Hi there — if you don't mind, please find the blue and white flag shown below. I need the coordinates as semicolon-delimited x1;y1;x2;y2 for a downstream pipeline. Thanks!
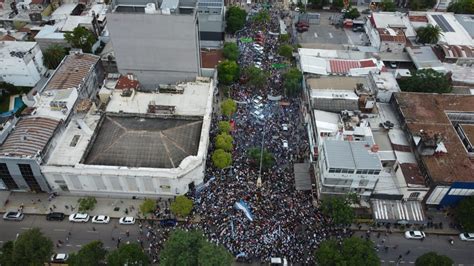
195;176;216;197
234;200;254;221
230;219;236;238
236;252;247;258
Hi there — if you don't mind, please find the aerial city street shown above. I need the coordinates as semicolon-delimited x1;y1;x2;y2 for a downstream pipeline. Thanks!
0;0;474;265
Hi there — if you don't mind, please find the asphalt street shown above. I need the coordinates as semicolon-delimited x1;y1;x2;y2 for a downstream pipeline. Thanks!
355;231;474;265
0;215;140;254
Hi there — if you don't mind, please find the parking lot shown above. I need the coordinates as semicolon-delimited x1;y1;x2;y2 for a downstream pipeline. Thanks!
296;11;349;47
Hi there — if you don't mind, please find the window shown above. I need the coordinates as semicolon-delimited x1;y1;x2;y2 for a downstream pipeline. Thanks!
329;168;336;173
18;164;42;192
408;192;420;200
356;170;363;174
0;163;18;190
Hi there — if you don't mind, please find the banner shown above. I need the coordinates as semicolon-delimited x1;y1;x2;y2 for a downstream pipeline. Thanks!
234;200;254;221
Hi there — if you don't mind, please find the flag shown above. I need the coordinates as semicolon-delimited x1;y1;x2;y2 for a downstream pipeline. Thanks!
234;200;254;221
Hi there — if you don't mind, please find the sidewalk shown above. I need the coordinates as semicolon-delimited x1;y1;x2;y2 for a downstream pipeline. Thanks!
350;221;460;236
0;192;170;219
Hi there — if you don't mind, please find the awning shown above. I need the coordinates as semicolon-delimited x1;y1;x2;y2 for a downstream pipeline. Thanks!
371;199;426;224
294;163;312;190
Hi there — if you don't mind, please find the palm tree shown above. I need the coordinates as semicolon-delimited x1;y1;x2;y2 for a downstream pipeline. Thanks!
416;24;443;44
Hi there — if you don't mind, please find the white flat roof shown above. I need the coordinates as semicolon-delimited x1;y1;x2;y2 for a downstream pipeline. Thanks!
0;41;37;58
314;110;340;133
61;16;92;32
106;81;212;116
311;90;359;100
371;12;416;37
300;55;328;75
33;88;78;121
427;12;474;46
51;4;78;21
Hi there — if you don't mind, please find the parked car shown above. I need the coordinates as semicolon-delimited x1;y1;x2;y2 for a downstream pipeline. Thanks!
92;215;110;224
404;230;425;240
459;232;474;241
46;212;65;221
68;213;90;223
3;211;24;221
119;216;136;225
51;253;69;263
160;219;177;227
282;140;288;149
282;124;288;131
352;27;364;32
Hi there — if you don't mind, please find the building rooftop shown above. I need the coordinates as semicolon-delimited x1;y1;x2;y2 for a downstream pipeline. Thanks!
427;13;474;46
377;28;406;43
370;12;416;37
0;41;37;58
82;114;202;168
394;92;474;183
33;88;79;121
200;49;223;68
0;116;60;157
406;46;444;70
44;53;100;92
324;139;382;170
307;76;367;91
455;14;474;38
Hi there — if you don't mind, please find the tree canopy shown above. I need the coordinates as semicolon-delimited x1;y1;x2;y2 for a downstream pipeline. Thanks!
320;196;354;225
223;42;239;61
221;98;237;117
170;195;193;217
280;33;290;43
398;69;452;94
315;237;380;266
248;147;275;169
9;228;53;266
278;44;294;59
78;196;97;212
68;240;107;266
226;6;247;34
160;229;232;266
282;67;303;97
217;60;240;85
243;66;269;89
212;149;232;169
139;198;156;215
455;196;474;231
416;24;443;44
0;241;14;266
43;44;66;69
409;0;437;10
64;26;97;53
344;8;360;20
380;0;396;11
218;121;231;134
107;243;148;266
253;10;271;23
415;252;453;266
448;0;474;14
215;133;234;152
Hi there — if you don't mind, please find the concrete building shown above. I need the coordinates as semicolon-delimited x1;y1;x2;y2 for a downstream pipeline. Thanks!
0;53;103;192
366;12;415;52
197;0;225;48
0;41;46;87
107;1;201;89
392;93;474;206
41;76;214;198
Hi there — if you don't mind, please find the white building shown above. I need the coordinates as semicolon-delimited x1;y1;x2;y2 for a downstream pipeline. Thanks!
365;12;415;52
0;41;46;87
41;77;214;198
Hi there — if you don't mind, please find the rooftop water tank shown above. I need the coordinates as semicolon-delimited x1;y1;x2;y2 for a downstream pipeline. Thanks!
145;3;157;14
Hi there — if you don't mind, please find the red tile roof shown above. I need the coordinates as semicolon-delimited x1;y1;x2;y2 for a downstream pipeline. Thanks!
200;49;223;69
116;74;140;90
377;28;406;43
329;59;376;74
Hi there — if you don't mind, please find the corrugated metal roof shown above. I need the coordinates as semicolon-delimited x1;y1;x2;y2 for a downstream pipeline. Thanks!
324;140;382;170
45;53;99;91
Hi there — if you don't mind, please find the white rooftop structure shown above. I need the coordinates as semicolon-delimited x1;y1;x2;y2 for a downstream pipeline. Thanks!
51;4;78;21
371;12;416;38
324;140;382;170
32;88;78;121
35;25;65;40
314;110;340;134
426;12;474;46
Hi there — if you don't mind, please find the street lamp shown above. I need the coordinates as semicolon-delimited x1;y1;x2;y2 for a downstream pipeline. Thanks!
256;103;272;188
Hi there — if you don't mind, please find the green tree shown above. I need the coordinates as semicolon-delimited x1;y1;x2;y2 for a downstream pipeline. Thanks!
43;44;66;69
253;10;270;23
221;98;237;117
332;0;344;8
170;195;193;217
215;133;233;152
398;69;452;93
223;42;239;61
107;243;148;266
64;26;97;53
282;67;303;97
455;196;474;231
248;147;275;169
448;0;474;14
160;229;232;266
218;121;231;134
280;33;290;43
380;0;396;11
344;8;360;19
139;198;156;215
0;241;14;266
309;0;329;8
78;196;97;212
68;240;107;266
217;60;240;85
409;0;437;10
226;6;247;34
278;44;294;59
415;252;453;266
11;228;53;266
416;24;443;44
244;66;269;89
315;237;379;266
212;149;232;169
320;196;354;225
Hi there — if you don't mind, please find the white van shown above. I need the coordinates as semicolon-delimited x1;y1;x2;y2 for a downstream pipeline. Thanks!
271;257;288;266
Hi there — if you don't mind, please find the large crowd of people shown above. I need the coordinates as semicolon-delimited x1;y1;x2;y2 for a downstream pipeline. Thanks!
141;6;352;264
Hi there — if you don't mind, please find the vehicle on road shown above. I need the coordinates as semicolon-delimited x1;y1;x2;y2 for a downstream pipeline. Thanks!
68;213;90;223
404;230;425;240
119;216;135;225
46;212;65;221
282;124;288;131
92;215;110;224
282;140;288;149
459;232;474;241
51;253;69;263
3;211;24;221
